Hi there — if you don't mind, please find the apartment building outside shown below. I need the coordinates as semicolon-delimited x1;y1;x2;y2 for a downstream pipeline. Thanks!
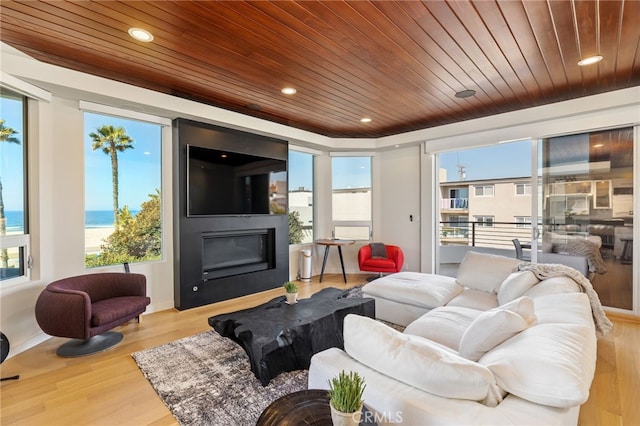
439;173;533;249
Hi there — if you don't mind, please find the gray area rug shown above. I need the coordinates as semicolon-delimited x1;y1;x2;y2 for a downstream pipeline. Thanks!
132;285;366;425
132;329;308;425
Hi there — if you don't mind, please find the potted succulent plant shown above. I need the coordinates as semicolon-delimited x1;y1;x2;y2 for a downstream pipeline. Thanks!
283;281;299;304
327;370;366;426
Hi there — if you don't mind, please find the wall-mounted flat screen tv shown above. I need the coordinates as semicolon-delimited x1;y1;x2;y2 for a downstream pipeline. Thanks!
187;144;287;216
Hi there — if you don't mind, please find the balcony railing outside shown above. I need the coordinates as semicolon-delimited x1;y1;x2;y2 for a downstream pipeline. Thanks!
440;221;532;249
441;198;469;209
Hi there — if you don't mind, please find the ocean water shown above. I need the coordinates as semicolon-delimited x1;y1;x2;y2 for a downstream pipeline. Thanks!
85;210;139;228
3;210;138;231
4;211;24;232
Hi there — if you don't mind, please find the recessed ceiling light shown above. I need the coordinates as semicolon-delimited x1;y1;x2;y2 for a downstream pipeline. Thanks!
593;143;604;148
128;27;154;42
360;117;372;123
455;89;476;99
281;87;297;95
578;55;603;66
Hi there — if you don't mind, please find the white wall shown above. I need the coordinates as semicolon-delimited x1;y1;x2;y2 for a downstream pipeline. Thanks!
1;45;639;357
378;146;421;271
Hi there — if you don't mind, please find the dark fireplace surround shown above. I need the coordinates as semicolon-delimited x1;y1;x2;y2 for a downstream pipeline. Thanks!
173;119;289;310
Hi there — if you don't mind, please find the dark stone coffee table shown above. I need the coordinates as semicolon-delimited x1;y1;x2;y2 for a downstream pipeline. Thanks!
208;287;374;385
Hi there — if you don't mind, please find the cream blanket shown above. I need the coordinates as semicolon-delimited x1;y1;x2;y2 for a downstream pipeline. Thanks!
518;262;613;336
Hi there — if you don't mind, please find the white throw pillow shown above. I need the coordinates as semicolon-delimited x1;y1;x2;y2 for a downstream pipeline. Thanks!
497;271;539;305
459;297;537;361
479;323;597;408
456;251;521;293
343;314;504;407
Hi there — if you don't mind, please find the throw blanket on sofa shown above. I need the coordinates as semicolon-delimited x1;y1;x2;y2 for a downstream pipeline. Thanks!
518;263;613;336
553;239;608;274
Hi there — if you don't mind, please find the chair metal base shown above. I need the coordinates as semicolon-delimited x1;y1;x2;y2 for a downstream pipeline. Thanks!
56;331;123;358
366;273;383;282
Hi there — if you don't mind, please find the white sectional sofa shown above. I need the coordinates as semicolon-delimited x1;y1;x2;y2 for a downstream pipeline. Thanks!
308;251;607;425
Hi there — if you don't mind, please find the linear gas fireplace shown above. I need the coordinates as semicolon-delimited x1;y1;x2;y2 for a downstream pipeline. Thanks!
202;229;275;280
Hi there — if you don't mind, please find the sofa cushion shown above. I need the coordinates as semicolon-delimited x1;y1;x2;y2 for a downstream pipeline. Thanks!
363;272;463;309
403;306;482;351
446;289;499;311
497;271;539;305
522;276;580;299
459;297;536;361
91;296;150;326
361;257;397;270
343;314;505;407
479;323;597;408
456;251;521;293
533;293;595;329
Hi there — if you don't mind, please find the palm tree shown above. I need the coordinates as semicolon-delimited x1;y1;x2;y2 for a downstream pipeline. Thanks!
89;125;134;229
0;119;20;269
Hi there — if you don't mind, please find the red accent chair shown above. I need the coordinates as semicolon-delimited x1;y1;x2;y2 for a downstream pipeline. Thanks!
358;244;404;280
35;273;150;357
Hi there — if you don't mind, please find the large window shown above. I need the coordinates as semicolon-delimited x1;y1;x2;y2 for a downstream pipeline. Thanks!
84;112;162;268
288;150;313;244
332;156;372;240
0;89;28;282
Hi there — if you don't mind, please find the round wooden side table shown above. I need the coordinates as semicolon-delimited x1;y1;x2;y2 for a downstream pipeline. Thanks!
257;389;376;426
315;239;355;283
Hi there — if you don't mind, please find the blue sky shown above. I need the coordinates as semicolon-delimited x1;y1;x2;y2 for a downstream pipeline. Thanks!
85;113;161;211
288;150;313;190
289;153;372;190
439;141;532;181
0;95;25;211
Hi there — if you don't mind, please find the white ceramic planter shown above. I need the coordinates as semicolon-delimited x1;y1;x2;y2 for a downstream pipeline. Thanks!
329;401;362;426
285;292;298;304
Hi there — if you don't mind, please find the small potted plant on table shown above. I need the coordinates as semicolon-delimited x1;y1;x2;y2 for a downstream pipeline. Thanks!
283;281;299;304
328;370;366;426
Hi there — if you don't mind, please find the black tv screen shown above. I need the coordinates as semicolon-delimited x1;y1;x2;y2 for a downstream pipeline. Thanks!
187;144;287;216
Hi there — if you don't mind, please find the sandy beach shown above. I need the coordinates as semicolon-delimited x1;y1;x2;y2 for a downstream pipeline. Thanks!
85;227;115;253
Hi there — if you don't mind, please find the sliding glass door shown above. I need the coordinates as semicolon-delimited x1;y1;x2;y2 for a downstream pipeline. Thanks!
436;126;636;312
539;127;635;310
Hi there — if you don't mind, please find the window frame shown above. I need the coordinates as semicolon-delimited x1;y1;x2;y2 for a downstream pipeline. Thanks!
330;154;373;241
515;183;532;196
0;88;30;285
287;148;316;245
81;103;170;269
474;185;494;197
474;215;495;227
514;216;532;228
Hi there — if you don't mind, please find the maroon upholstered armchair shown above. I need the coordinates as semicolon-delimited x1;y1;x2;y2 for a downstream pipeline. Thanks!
35;273;150;357
358;244;404;281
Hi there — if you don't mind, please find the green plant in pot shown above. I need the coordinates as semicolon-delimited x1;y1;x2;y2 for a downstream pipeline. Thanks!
283;281;299;304
327;370;366;426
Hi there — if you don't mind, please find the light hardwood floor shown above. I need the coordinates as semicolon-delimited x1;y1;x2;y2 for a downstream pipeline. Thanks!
1;274;638;426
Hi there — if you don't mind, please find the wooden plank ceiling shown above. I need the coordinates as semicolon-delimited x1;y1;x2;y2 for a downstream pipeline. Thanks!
1;0;638;138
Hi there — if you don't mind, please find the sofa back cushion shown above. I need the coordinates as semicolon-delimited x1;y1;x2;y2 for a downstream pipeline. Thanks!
403;306;482;351
458;297;537;361
479;323;597;408
522;276;580;298
456;251;521;293
343;314;505;407
497;271;539;305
